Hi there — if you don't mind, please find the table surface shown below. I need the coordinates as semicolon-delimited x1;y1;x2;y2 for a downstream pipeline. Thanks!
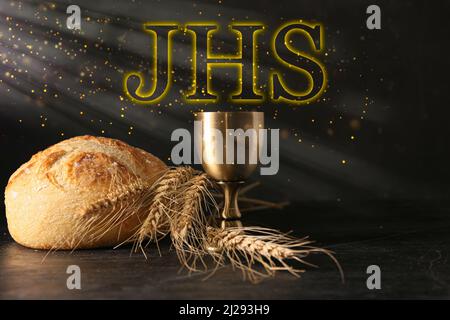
1;201;449;299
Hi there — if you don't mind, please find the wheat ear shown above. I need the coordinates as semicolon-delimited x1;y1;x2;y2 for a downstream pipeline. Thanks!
205;226;344;283
169;172;216;272
51;177;156;254
130;167;196;256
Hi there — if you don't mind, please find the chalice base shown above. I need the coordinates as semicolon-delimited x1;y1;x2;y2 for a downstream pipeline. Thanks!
218;181;245;220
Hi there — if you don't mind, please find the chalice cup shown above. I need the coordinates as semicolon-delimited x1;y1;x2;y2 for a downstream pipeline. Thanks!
195;111;264;220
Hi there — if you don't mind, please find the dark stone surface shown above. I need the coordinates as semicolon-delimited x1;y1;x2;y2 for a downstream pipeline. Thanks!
1;201;449;299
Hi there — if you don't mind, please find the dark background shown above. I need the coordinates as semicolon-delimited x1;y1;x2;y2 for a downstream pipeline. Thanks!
1;0;450;299
2;0;450;225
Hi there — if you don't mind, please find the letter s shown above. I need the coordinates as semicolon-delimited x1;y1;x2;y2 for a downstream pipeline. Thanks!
271;22;326;104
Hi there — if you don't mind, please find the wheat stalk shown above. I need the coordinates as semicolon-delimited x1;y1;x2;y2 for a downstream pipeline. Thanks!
169;172;215;272
126;168;342;283
47;163;342;283
130;167;196;256
205;226;344;283
70;178;157;251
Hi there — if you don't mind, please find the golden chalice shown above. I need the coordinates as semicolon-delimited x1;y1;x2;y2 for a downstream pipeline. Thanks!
195;111;264;220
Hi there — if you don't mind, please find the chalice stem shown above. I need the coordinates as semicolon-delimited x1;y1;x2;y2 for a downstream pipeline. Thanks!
219;181;244;220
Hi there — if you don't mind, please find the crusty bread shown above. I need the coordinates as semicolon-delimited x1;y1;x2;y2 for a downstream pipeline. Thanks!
4;136;167;250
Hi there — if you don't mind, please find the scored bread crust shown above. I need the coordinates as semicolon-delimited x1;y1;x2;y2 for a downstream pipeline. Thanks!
4;135;167;250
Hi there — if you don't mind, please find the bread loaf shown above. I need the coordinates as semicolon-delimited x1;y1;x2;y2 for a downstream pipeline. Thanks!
4;136;167;250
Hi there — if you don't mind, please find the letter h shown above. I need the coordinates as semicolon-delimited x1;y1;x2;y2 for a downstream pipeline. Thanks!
185;24;264;102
